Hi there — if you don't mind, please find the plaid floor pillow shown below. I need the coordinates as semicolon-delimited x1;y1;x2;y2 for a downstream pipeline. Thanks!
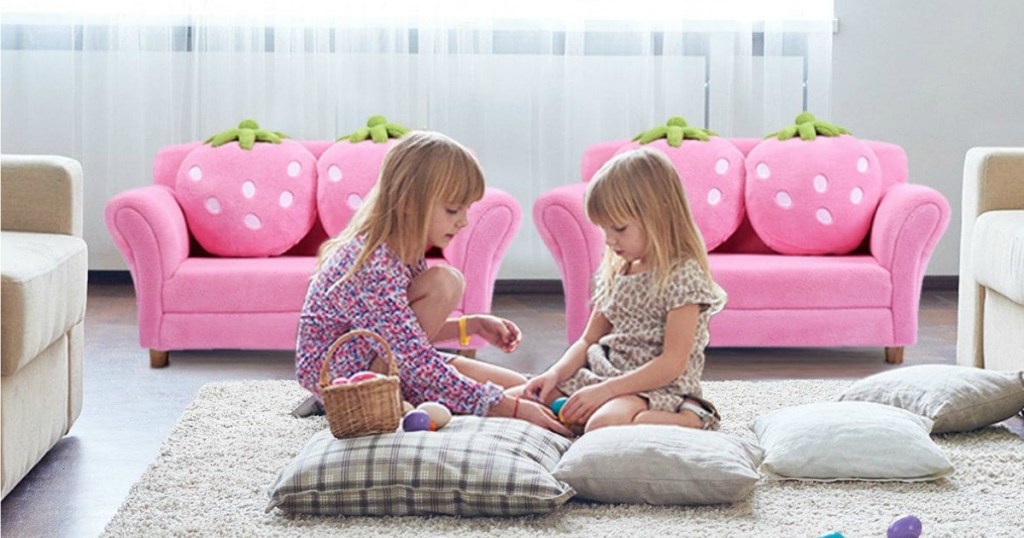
266;416;575;516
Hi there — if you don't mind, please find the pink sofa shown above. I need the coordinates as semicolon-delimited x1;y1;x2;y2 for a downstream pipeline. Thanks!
534;138;950;363
105;140;521;367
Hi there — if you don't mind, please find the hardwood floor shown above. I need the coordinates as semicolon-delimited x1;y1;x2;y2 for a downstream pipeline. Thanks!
1;283;1015;537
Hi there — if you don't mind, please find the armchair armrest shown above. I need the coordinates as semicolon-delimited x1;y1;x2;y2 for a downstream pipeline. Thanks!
869;183;951;343
533;183;605;343
443;187;522;319
104;185;191;348
1;155;83;237
957;147;1024;367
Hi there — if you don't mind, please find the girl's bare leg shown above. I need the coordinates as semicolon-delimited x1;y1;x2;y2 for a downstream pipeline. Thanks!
584;395;648;434
408;265;464;339
447;357;527;389
633;409;705;429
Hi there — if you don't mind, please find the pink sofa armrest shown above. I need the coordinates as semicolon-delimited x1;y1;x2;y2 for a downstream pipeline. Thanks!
444;187;522;319
869;183;951;343
104;185;191;348
533;183;605;343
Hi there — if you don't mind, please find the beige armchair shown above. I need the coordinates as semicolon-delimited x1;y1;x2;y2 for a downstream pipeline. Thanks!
1;155;87;499
957;148;1024;371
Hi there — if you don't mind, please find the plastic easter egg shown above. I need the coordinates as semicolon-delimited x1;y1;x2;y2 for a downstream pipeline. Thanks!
417;402;452;429
348;371;379;384
402;401;415;414
330;377;350;386
551;397;568;417
818;533;844;538
402;410;432;432
887;515;922;538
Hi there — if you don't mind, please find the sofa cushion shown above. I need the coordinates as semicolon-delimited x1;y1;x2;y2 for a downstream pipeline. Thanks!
163;257;317;313
972;210;1024;304
0;231;88;375
614;139;746;250
745;136;883;255
316;139;398;236
175;140;318;257
709;254;892;310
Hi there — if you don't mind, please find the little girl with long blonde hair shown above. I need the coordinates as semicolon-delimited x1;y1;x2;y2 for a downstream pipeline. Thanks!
296;130;571;436
521;147;726;433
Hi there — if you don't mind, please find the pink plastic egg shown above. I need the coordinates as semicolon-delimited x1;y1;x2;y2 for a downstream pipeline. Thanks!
330;377;350;386
348;371;379;384
402;410;431;432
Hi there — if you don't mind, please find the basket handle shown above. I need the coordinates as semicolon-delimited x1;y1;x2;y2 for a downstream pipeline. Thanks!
317;329;398;387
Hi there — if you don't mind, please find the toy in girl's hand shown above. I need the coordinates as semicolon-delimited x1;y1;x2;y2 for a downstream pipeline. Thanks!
348;371;380;384
417;402;452;431
402;409;432;432
551;397;569;422
886;515;922;538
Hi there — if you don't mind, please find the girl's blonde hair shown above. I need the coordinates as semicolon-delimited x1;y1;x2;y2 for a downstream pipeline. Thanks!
585;147;712;305
317;130;485;280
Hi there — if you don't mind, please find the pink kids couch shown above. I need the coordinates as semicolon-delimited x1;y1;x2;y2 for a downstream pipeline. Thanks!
534;137;950;364
105;138;521;367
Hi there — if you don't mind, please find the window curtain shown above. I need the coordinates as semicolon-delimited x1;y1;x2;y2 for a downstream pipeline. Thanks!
1;1;835;277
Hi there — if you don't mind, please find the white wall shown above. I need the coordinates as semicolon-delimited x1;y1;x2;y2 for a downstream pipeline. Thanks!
832;0;1024;275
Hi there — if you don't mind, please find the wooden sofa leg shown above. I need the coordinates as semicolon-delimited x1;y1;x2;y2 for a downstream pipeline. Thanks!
884;346;904;364
150;349;170;368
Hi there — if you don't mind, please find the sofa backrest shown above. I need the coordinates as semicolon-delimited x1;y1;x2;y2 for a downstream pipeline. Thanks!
579;137;908;254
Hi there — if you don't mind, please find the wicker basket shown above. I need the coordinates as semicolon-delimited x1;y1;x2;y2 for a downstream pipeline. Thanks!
318;329;403;439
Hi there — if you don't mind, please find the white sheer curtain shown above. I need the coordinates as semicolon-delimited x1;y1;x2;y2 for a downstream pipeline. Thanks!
1;1;835;277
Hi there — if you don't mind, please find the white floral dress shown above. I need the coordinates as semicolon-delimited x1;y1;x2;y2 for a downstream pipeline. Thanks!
557;258;727;428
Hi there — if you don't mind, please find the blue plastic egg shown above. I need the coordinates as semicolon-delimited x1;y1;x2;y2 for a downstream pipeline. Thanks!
818;533;844;538
402;409;431;432
551;397;568;416
887;515;922;538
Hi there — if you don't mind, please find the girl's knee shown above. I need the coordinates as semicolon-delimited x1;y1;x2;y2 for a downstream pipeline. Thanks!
411;265;465;303
584;409;639;433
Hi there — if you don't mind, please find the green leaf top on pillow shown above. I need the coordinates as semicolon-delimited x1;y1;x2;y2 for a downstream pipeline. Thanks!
766;112;851;141
632;116;718;147
339;115;410;143
204;119;289;150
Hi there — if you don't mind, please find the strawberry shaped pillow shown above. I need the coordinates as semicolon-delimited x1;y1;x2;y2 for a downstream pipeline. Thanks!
745;113;882;255
176;120;318;257
317;115;410;235
615;116;746;251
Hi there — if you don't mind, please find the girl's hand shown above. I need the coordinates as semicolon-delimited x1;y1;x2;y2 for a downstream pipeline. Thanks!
516;398;574;437
471;315;522;353
560;382;615;425
522;371;560;404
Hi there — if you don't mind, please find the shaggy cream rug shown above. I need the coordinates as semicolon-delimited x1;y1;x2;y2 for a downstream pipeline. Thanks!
101;379;1023;537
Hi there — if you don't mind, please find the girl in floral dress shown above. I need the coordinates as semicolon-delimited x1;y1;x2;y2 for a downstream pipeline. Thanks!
296;130;570;436
520;147;727;433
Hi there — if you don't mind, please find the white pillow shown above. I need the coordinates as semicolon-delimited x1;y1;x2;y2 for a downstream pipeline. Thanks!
835;365;1024;433
750;401;954;482
552;425;763;505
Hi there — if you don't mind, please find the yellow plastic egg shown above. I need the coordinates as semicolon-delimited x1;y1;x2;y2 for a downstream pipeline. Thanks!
416;402;452;429
402;401;415;414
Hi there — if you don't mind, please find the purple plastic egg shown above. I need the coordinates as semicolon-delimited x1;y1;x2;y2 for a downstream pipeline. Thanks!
402;410;432;432
887;515;922;538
